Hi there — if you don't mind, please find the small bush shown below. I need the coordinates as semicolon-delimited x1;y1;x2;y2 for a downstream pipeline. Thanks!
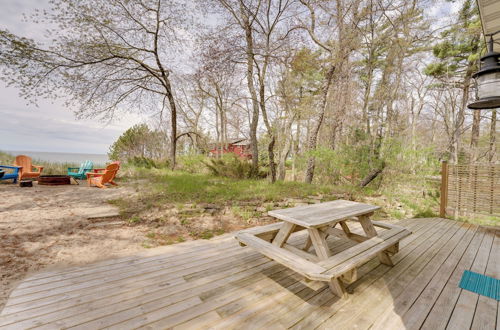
413;208;438;218
204;154;266;179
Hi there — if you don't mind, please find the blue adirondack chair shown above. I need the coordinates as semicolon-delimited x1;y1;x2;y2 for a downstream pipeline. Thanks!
0;165;21;183
67;160;93;180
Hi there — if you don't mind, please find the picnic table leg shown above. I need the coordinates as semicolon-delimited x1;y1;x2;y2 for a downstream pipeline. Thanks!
329;277;348;299
358;214;393;266
272;222;296;247
341;268;357;284
303;236;312;251
307;228;331;260
339;221;351;236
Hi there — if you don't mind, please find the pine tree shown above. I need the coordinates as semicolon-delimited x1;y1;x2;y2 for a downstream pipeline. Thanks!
424;0;482;162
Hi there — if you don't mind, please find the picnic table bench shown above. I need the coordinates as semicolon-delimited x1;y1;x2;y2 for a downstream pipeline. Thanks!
235;200;412;298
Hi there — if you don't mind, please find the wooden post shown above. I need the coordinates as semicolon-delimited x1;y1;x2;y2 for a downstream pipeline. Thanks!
440;161;449;218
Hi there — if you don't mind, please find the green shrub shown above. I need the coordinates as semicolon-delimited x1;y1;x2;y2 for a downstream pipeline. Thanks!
178;154;207;173
108;124;167;161
204;154;266;179
414;209;437;218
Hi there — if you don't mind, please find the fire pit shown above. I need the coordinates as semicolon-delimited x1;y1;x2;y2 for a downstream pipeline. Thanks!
38;175;71;186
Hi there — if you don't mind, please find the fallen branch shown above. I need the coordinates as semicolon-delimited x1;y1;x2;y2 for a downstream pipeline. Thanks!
359;163;386;187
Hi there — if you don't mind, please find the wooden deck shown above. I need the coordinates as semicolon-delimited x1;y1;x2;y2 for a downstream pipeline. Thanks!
0;218;498;329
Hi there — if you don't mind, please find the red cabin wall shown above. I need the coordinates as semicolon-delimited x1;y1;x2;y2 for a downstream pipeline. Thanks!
209;143;252;159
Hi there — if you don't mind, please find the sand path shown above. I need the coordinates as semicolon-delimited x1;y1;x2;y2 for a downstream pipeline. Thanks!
0;181;147;312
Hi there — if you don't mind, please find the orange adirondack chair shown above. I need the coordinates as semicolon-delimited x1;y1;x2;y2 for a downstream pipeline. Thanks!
86;163;120;188
90;161;120;186
14;155;44;181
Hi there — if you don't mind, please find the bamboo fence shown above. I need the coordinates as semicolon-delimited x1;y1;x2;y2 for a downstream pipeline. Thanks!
440;161;500;218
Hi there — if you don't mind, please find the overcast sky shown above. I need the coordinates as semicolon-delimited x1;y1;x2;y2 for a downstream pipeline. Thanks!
0;0;460;154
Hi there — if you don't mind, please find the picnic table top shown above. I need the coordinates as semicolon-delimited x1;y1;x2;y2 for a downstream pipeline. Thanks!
267;200;380;228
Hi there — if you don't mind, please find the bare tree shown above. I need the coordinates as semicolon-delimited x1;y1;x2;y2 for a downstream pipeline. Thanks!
210;0;263;174
251;0;299;182
0;0;190;168
195;44;241;157
298;0;363;183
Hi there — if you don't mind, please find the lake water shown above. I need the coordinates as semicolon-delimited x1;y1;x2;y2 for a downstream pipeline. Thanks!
4;150;109;166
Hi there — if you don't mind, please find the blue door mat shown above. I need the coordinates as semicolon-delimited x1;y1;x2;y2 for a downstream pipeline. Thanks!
459;270;500;301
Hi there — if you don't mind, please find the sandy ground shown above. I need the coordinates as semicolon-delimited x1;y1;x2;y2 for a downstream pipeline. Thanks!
0;181;149;312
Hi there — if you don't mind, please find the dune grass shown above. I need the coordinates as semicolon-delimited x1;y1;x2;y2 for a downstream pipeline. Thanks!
118;167;355;207
0;151;79;175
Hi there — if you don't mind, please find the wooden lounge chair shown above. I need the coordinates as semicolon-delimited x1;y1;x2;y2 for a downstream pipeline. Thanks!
67;160;93;180
90;161;120;186
14;155;44;181
0;165;22;183
86;163;119;188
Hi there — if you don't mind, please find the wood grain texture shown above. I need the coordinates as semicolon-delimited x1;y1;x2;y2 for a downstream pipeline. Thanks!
268;200;380;228
307;228;331;260
0;218;497;330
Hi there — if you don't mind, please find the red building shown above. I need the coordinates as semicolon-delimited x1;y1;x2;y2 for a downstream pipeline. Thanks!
209;138;252;159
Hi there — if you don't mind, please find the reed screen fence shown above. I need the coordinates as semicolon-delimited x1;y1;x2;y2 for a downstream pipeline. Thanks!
440;161;500;218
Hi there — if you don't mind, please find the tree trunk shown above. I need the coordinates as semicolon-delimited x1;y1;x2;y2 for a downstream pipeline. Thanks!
304;65;336;183
215;102;221;159
452;73;472;163
488;109;497;163
268;136;277;182
292;119;300;181
470;110;481;162
164;82;177;169
243;20;260;175
277;137;291;181
258;55;276;182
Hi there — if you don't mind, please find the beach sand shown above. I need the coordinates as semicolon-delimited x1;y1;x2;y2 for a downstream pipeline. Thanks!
0;181;148;312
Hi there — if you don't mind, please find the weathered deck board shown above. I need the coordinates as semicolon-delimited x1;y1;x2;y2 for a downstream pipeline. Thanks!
471;230;499;330
446;224;495;330
0;218;498;330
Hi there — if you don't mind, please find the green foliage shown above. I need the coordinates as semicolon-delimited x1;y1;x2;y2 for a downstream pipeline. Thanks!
295;130;438;190
0;151;80;176
178;154;208;173
424;0;481;79
414;209;438;218
127;156;169;169
0;151;14;164
380;138;438;177
109;124;166;162
298;129;384;185
123;170;337;206
204;154;267;179
290;48;324;85
278;47;325;121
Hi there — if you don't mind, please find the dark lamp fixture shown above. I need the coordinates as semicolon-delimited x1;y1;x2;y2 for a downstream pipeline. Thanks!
468;31;500;110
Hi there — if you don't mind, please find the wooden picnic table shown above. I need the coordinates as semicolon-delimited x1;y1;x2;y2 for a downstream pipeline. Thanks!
236;200;411;298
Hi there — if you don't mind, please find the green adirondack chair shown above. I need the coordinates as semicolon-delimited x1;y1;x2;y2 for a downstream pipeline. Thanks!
67;160;93;180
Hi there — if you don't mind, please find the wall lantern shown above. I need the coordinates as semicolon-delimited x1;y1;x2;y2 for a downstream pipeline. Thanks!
468;31;500;110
